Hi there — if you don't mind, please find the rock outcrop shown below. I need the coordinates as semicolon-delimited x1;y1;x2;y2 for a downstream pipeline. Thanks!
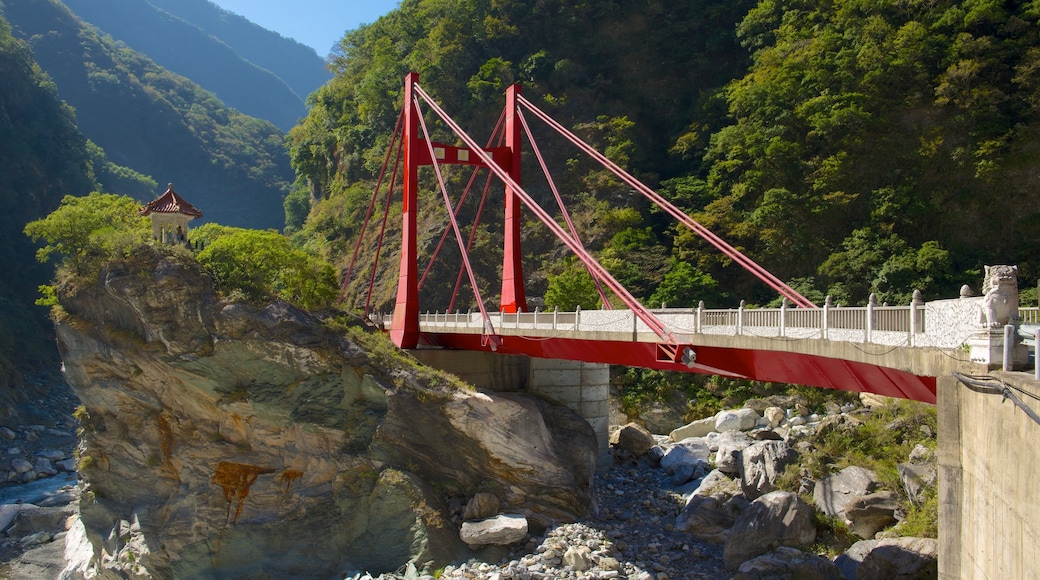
53;248;596;578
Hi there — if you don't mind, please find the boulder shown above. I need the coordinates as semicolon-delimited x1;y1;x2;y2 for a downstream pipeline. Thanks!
898;463;937;507
462;493;500;521
732;546;843;579
763;407;785;428
52;250;597;578
563;544;594;571
844;491;900;539
716;408;759;432
739;440;798;500
814;466;879;518
714;431;752;475
6;504;75;538
660;438;711;475
723;491;817;569
836;537;937;579
670;416;716;441
675;491;748;544
459;514;529;547
611;422;656;458
670;461;704;486
636;401;688;435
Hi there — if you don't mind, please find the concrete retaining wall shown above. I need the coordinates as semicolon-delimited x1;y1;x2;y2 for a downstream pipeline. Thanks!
938;372;1040;579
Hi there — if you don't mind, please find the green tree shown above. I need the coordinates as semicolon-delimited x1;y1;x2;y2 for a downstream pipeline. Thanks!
195;229;338;310
23;192;150;277
543;258;601;311
649;260;723;308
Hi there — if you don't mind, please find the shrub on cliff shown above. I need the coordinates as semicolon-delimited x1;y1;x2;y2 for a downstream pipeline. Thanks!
23;192;150;278
195;227;338;309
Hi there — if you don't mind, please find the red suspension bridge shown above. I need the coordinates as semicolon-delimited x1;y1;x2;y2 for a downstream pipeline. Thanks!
343;73;951;403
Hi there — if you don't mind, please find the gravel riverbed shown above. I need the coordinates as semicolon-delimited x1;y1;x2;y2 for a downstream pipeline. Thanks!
350;462;727;580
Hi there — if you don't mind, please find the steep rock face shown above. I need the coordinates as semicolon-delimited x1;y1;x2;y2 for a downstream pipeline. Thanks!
54;249;596;578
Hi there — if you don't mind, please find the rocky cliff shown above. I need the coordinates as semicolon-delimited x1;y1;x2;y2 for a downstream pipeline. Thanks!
52;247;596;578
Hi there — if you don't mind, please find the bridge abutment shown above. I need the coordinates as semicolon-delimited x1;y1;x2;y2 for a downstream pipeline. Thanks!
410;349;613;470
938;371;1040;579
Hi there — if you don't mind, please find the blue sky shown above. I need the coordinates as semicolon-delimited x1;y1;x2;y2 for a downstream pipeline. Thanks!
208;0;401;57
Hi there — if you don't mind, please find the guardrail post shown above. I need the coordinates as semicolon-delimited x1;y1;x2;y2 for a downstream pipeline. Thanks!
534;306;540;328
697;301;704;333
575;305;581;331
553;305;559;330
867;293;877;344
632;309;638;341
780;297;788;338
1004;324;1016;371
738;300;745;336
909;291;921;346
823;295;832;340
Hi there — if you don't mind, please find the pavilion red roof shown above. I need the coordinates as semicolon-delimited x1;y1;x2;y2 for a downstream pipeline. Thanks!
139;184;203;218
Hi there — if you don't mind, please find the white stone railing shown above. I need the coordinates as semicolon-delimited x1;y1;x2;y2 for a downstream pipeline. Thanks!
374;294;1023;352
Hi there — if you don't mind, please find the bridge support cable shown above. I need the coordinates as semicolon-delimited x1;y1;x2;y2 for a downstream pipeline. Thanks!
517;108;612;310
364;165;401;316
515;94;817;310
447;174;496;313
412;83;693;363
340;107;405;308
413;94;501;349
418;109;507;291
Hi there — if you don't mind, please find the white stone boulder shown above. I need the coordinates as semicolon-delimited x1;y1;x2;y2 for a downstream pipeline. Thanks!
716;408;759;432
670;416;716;441
763;407;785;428
459;514;528;547
660;438;711;475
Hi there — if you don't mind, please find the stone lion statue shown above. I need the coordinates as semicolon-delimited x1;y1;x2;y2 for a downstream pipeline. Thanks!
979;264;1020;328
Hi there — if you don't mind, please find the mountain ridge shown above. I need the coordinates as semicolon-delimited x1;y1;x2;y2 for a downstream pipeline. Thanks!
60;0;323;131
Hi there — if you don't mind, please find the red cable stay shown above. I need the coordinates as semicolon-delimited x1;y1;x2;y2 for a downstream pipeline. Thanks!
368;72;811;367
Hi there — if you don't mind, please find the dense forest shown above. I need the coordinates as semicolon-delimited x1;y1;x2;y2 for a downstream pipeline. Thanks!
0;14;94;402
290;0;1040;314
62;0;329;131
2;0;292;230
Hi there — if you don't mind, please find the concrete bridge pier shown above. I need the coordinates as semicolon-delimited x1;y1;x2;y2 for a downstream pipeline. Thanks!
409;349;613;470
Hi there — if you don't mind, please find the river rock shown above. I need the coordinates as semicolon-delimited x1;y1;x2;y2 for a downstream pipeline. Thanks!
53;249;597;578
716;408;759;432
814;465;879;518
460;514;529;547
898;463;937;507
723;491;816;569
463;493;500;521
611;422;656;458
763;407;785;428
670;416;716;441
675;489;747;544
739;440;798;499
715;431;752;475
660;438;711;475
563;544;594;571
732;546;842;579
844;491;900;539
836;537;937;579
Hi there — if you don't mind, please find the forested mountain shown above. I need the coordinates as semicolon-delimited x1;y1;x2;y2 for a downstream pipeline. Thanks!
146;0;331;99
0;14;93;395
291;0;1040;313
61;0;328;131
2;0;292;230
